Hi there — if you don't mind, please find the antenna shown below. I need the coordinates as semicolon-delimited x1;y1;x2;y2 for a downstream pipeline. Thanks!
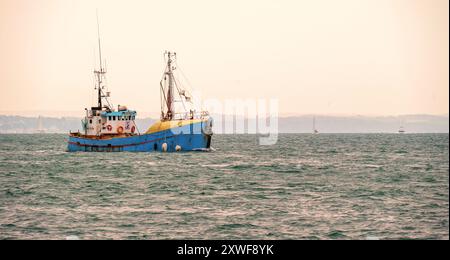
96;10;103;72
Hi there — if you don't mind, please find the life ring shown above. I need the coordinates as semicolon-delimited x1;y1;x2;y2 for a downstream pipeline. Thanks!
117;126;124;134
131;126;136;133
106;125;113;131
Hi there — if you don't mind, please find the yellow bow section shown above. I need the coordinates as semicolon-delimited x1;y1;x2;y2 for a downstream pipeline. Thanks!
145;119;205;134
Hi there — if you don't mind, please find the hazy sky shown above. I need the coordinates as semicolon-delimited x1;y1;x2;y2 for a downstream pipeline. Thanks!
0;0;448;117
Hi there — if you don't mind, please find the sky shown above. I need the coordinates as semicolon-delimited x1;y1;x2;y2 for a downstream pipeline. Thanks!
0;0;448;117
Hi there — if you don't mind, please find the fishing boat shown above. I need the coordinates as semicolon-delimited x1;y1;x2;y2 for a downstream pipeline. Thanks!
68;22;213;152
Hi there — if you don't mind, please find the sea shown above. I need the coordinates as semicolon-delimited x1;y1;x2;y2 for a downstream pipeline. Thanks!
0;133;448;240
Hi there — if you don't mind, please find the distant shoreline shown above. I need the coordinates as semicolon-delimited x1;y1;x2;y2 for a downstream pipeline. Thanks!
0;114;448;134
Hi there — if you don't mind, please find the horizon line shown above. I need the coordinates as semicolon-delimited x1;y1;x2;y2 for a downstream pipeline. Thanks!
0;111;449;119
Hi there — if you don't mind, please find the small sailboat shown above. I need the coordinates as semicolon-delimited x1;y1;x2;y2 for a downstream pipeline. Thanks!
313;116;319;134
36;115;46;133
67;19;213;152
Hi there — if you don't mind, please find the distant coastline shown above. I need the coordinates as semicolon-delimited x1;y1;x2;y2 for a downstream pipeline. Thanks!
0;114;448;134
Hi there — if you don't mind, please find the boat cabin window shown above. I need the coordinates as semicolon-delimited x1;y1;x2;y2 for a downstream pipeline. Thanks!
105;115;135;121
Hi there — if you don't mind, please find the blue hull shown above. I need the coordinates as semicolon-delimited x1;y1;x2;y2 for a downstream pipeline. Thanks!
68;122;212;152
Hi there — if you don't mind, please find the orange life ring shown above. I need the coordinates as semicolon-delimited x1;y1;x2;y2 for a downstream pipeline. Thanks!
106;125;112;131
117;126;124;134
131;126;136;133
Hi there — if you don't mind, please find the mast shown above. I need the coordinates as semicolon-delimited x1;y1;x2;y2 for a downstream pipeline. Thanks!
94;11;105;110
165;51;176;120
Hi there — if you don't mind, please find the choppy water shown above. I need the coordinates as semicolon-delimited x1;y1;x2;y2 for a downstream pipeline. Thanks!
0;134;448;240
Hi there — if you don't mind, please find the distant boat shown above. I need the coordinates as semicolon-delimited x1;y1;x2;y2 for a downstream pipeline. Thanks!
398;119;406;133
36;115;46;133
313;116;319;134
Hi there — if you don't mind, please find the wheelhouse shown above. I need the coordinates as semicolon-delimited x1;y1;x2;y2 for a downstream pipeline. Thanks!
100;109;137;135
